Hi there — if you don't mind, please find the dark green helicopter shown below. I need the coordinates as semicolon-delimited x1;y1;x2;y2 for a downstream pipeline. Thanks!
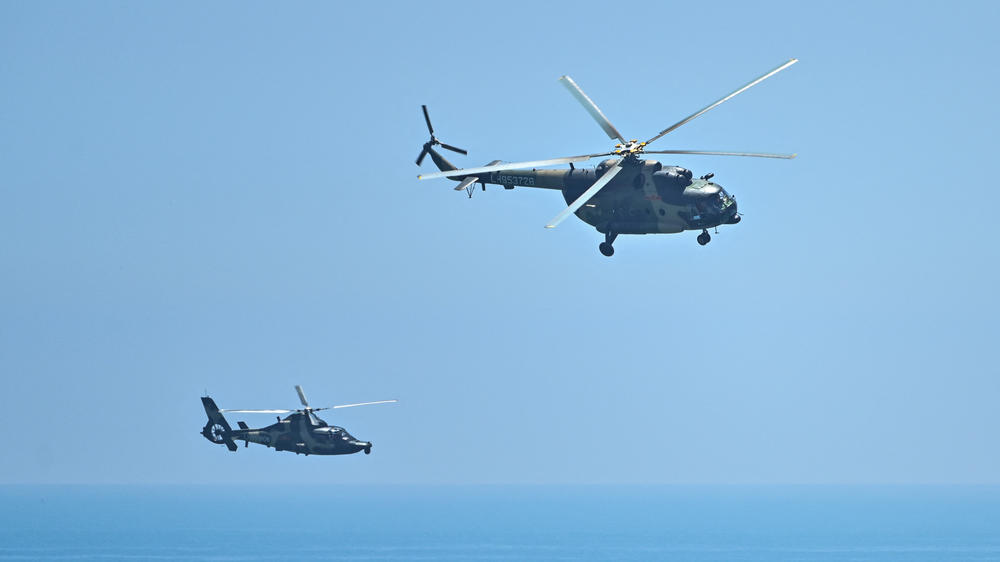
200;386;396;456
417;59;797;256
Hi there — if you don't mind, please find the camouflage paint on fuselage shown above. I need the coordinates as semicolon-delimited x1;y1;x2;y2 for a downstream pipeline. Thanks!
428;148;739;235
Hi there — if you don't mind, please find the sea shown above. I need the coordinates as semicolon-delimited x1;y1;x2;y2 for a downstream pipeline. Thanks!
2;485;999;560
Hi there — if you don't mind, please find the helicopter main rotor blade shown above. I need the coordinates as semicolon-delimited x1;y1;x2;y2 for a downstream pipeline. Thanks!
644;58;798;146
643;150;796;159
439;142;468;155
418;153;612;181
545;160;624;228
559;75;626;144
314;399;399;410
422;105;434;135
219;409;294;414
295;385;310;408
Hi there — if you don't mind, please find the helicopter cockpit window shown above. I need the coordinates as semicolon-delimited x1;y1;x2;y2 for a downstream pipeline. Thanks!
716;191;734;211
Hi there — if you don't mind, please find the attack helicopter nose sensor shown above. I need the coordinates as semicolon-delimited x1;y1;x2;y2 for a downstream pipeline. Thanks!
416;59;797;256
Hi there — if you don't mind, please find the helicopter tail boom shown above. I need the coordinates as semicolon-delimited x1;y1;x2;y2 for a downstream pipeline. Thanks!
200;396;238;452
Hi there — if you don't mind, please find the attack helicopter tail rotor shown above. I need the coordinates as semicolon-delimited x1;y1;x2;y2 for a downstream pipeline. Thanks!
208;423;228;444
416;105;468;165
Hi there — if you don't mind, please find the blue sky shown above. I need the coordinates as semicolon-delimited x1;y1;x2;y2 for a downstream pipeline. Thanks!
1;1;998;484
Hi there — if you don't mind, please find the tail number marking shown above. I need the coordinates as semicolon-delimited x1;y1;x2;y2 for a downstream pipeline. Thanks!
491;173;535;186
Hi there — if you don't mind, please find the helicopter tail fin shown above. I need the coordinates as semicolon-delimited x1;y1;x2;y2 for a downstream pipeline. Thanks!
200;396;238;452
425;145;459;173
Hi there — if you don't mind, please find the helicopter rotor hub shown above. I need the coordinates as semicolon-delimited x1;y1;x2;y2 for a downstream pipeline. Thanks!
612;139;645;157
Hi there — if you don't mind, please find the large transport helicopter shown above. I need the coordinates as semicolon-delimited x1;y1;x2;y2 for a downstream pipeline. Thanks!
417;59;798;256
200;386;396;456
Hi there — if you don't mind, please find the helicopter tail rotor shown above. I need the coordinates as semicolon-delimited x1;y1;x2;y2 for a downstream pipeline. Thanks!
416;105;468;166
200;396;238;452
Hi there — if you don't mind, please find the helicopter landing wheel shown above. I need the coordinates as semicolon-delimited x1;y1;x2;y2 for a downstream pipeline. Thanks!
364;446;372;455
697;230;711;246
599;242;615;257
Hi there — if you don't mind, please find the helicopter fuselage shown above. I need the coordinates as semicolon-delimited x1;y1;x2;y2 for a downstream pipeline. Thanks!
229;412;372;456
448;157;740;235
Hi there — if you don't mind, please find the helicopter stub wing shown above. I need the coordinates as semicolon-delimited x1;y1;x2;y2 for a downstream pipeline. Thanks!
454;177;478;191
453;160;500;191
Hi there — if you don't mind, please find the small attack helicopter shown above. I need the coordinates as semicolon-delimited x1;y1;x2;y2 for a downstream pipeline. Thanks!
200;386;396;456
417;59;798;256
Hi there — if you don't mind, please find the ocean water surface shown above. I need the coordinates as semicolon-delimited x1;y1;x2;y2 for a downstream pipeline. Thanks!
1;485;999;560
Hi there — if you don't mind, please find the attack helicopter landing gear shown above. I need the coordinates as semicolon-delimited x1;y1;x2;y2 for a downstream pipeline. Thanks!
599;231;618;257
697;229;711;246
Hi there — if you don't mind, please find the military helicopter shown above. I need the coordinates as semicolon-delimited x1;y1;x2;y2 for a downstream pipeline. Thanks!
200;385;396;456
417;59;798;256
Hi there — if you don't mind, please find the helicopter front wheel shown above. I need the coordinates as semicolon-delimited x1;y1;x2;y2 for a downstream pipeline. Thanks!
599;231;618;257
697;230;711;246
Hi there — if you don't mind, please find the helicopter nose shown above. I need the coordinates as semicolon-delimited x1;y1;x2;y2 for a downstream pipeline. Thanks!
725;201;741;224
